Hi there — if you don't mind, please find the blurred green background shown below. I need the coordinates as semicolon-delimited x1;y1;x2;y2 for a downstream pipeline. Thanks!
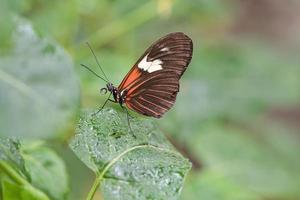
1;0;300;199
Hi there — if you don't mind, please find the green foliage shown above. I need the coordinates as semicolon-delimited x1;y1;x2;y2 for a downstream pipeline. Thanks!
0;19;79;139
0;138;28;179
157;40;300;199
1;0;300;199
2;179;49;200
182;171;259;200
70;108;191;200
189;122;300;197
0;139;69;200
22;142;69;200
160;43;300;137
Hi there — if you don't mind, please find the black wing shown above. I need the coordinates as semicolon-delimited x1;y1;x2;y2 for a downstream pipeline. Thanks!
118;32;193;90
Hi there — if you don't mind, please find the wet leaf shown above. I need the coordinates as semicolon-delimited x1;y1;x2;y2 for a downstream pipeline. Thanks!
0;19;80;138
0;138;29;179
70;108;191;200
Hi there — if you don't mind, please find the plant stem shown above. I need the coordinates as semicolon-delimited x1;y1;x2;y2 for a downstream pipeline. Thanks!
85;144;149;200
0;160;28;185
0;160;51;200
86;174;102;200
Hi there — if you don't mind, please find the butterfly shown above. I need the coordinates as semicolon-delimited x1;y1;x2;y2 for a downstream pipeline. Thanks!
82;32;193;118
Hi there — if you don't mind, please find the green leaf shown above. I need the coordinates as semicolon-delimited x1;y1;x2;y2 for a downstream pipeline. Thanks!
0;138;29;180
189;122;300;198
22;143;69;200
2;179;49;200
0;18;80;138
0;139;69;200
181;170;260;200
70;108;191;200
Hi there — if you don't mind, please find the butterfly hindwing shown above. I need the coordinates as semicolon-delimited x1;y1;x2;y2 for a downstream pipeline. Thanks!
125;70;180;118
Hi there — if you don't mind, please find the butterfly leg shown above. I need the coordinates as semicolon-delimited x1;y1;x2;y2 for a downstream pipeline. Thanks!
121;106;136;138
92;93;113;116
124;108;134;119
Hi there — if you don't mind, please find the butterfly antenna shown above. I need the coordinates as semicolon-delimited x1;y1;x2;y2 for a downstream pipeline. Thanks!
86;42;110;82
80;64;108;83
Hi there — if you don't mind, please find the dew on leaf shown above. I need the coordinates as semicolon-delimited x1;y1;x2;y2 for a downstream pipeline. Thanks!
69;108;191;200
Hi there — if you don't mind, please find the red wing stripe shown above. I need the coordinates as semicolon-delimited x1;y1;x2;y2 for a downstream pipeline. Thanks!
128;75;179;92
143;95;174;109
129;84;178;98
118;68;142;90
138;96;168;112
147;89;176;96
151;50;188;56
144;93;174;105
132;99;160;116
132;82;179;92
164;60;188;66
160;41;191;48
148;84;178;88
126;74;164;94
168;46;192;50
127;102;145;114
121;70;163;92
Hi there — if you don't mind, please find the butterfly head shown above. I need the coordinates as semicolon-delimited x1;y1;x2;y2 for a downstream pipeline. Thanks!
105;82;123;104
99;82;113;95
106;82;118;98
106;83;114;92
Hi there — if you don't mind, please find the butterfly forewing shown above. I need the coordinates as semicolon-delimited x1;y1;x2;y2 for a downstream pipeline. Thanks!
118;32;193;90
118;32;193;118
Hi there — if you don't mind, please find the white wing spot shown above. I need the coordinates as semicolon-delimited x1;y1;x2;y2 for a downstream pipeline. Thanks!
161;47;169;52
138;54;163;73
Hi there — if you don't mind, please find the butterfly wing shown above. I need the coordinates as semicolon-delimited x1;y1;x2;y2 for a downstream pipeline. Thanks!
125;70;180;118
118;32;193;90
118;32;193;118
